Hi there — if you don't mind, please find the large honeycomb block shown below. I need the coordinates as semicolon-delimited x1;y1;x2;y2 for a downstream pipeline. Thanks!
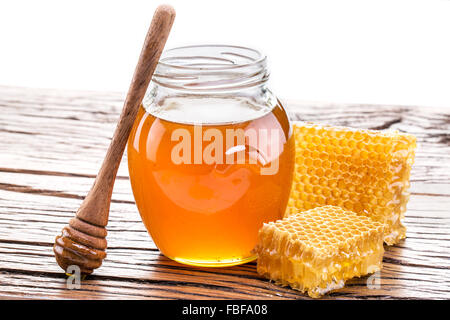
286;122;416;245
255;205;385;298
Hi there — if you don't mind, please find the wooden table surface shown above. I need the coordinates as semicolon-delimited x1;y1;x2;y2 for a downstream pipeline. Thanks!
0;85;449;300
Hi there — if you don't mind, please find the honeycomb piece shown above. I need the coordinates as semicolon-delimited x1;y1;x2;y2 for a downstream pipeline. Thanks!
255;205;384;298
286;122;416;245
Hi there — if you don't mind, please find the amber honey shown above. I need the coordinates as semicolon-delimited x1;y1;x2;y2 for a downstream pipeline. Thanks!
127;96;295;267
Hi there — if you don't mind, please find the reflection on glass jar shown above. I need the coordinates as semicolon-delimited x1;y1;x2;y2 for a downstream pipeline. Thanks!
127;45;295;267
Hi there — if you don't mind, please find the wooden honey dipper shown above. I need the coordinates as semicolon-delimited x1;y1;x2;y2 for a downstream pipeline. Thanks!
53;5;176;275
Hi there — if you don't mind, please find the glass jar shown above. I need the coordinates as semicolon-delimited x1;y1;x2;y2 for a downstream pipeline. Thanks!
127;45;295;267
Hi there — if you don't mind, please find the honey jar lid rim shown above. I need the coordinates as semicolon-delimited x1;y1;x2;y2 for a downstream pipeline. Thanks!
157;44;267;71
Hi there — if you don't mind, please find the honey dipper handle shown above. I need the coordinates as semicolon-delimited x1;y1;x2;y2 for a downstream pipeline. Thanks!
77;5;176;226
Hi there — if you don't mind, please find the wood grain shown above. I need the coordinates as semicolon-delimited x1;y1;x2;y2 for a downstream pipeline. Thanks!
0;85;449;299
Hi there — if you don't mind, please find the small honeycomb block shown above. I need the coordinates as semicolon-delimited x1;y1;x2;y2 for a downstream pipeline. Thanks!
255;205;385;298
286;122;416;245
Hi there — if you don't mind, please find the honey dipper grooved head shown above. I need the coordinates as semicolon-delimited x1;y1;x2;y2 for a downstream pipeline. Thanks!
53;217;107;275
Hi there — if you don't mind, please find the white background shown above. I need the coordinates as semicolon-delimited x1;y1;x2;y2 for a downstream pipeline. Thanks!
1;0;449;108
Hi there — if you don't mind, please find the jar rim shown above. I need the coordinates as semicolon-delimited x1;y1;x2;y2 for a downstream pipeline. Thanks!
152;44;270;92
157;44;267;71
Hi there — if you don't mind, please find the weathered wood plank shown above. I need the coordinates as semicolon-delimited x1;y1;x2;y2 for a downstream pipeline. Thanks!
1;239;448;299
1;88;449;182
0;86;449;299
1;189;449;250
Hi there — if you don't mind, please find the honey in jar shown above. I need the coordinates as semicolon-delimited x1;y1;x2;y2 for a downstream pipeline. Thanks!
127;45;295;267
